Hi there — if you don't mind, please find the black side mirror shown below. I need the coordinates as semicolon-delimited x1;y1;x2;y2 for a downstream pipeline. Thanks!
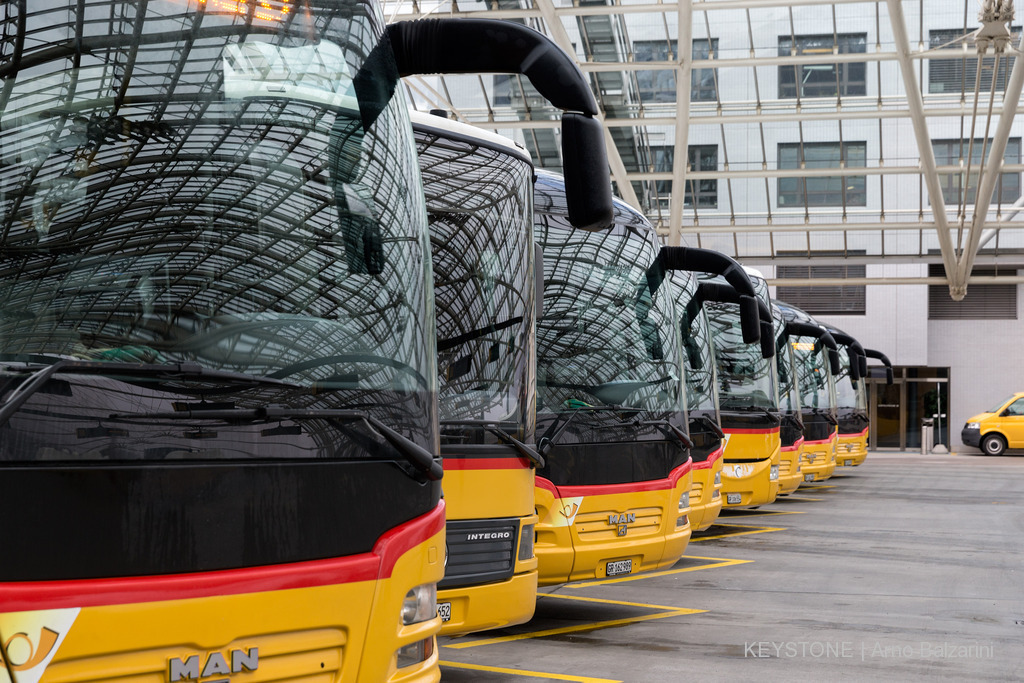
759;321;775;359
562;113;614;230
739;295;760;345
858;354;868;378
828;349;841;376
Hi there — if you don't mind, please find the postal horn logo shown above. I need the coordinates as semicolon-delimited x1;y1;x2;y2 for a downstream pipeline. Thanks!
727;464;754;478
551;496;584;527
0;608;80;683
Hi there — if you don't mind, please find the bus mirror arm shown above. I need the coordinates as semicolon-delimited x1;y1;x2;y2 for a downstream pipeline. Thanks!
864;348;894;385
694;281;764;345
657;248;759;343
387;18;613;230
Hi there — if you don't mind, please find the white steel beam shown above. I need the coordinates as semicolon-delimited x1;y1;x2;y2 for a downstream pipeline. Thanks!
668;0;694;247
885;0;959;297
765;276;1024;286
676;220;1024;233
533;0;642;211
955;35;1024;291
632;163;1024;180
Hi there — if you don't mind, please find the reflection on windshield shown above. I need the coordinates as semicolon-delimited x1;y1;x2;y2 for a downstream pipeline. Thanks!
834;349;867;411
0;1;436;459
416;125;535;443
536;224;683;416
792;341;835;411
705;300;777;412
671;271;718;416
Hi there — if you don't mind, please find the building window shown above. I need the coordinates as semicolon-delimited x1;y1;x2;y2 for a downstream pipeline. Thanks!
778;33;867;98
649;145;718;209
635;38;719;103
932;138;1021;205
928;264;1018;319
777;142;867;208
929;28;1020;94
776;253;866;315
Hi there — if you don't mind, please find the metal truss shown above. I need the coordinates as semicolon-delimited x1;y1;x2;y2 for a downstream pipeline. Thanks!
388;0;1024;298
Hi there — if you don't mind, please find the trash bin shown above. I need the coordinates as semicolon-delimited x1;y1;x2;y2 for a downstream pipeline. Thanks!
921;418;934;455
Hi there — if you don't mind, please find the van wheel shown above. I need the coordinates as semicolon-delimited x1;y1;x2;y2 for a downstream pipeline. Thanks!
981;434;1007;456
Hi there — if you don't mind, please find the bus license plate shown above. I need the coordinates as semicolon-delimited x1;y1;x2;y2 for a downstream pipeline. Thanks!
437;602;452;622
606;559;633;576
726;492;741;505
804;474;815;482
844;459;853;467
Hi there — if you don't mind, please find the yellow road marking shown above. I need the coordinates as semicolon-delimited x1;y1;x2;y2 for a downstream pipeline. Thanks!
719;508;807;517
439;660;622;682
539;592;688;611
562;555;752;588
444;607;705;649
690;523;786;541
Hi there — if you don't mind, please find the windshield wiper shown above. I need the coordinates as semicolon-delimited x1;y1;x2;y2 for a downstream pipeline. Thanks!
0;360;302;428
109;406;442;481
810;407;839;426
690;414;726;440
537;404;643;455
781;412;805;431
441;419;545;468
639;419;694;452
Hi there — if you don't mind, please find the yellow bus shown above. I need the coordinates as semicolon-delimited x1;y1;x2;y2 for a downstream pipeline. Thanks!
824;326;870;467
532;171;692;585
770;304;805;495
414;113;540;636
0;3;461;680
406;16;612;636
699;271;782;509
777;303;841;483
664;252;764;527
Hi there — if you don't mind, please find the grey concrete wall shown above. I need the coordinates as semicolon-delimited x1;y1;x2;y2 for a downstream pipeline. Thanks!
928;280;1024;452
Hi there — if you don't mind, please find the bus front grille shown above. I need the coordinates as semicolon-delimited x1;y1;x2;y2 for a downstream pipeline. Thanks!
440;518;518;589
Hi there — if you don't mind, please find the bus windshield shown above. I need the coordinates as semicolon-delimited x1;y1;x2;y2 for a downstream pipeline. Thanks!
773;307;800;414
672;271;718;418
792;341;836;412
834;348;867;411
536;219;684;422
416;122;536;443
0;0;436;459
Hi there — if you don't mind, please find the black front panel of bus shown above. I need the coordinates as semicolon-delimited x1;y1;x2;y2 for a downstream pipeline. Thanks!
0;461;441;582
802;413;835;442
718;410;781;431
538;440;685;486
838;411;869;435
688;419;723;463
780;415;802;448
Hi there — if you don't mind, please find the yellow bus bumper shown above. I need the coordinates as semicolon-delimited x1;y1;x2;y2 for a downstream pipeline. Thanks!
688;451;724;531
534;468;691;586
837;429;869;467
776;440;803;495
801;434;837;482
438;569;538;636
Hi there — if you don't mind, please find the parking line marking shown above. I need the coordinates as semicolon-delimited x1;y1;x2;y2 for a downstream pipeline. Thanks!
539;592;688;611
690;523;786;541
562;555;752;587
439;660;621;682
443;599;706;650
719;508;807;517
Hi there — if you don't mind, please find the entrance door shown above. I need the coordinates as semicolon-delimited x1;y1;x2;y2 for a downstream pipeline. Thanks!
870;379;903;449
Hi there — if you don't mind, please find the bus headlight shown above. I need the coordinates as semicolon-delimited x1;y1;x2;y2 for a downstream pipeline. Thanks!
966;422;980;429
401;584;437;625
769;465;779;481
396;637;434;668
714;471;721;486
518;523;535;561
678;491;690;511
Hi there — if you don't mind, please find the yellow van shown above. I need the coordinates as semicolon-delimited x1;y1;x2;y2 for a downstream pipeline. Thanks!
962;393;1024;455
